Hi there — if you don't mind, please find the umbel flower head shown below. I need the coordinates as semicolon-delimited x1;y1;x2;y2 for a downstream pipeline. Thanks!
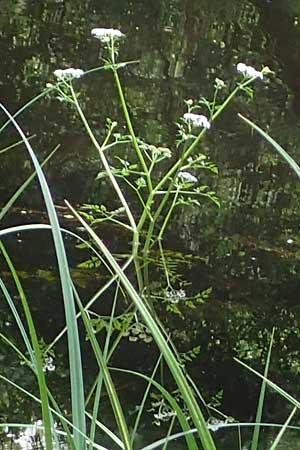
54;68;84;79
237;63;263;80
177;171;198;184
91;28;125;43
183;113;211;129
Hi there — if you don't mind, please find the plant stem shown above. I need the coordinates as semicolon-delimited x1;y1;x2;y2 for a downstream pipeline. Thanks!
112;68;153;193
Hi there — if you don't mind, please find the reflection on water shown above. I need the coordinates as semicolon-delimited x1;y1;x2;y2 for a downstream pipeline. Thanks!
1;0;300;448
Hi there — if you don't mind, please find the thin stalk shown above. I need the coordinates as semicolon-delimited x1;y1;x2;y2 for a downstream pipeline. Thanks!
140;183;173;284
251;328;275;450
0;134;35;154
130;354;162;446
154;84;243;194
112;68;153;192
70;85;143;289
162;415;176;450
88;285;120;450
158;240;171;288
157;187;180;242
70;85;136;233
139;77;257;269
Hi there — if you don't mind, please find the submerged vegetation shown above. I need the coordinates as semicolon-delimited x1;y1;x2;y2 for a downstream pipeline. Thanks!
0;20;300;450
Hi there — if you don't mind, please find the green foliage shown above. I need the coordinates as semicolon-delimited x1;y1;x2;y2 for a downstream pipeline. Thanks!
1;19;296;450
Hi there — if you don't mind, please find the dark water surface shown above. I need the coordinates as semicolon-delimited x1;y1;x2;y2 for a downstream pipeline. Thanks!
1;1;300;449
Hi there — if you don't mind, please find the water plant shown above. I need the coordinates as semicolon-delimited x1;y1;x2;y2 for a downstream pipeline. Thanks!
0;25;297;450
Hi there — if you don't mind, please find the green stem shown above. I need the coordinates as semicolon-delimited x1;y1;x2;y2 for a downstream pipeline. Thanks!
71;84;144;291
70;86;137;228
157;187;180;242
158;240;171;288
112;68;153;192
155;78;255;194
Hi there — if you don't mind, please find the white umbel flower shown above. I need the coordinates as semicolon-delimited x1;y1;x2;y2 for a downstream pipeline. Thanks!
237;63;263;79
183;113;211;129
91;28;124;42
215;77;225;89
177;171;198;184
54;68;84;79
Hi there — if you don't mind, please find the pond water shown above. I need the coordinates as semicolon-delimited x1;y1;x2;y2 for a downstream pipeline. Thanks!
1;1;300;449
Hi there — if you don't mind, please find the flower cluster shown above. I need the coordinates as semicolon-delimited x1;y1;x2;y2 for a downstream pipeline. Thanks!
91;28;125;43
165;288;186;304
215;77;225;89
14;420;44;450
153;410;176;426
237;63;263;80
183;112;211;129
54;68;84;79
43;356;56;372
177;171;198;184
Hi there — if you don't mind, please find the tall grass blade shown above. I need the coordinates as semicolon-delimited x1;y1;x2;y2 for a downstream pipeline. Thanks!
269;407;297;450
0;103;86;450
251;328;275;450
0;145;60;221
88;285;120;450
0;373;103;450
111;367;198;450
238;114;300;179
85;413;125;450
0;243;53;450
235;358;300;410
130;355;162;446
66;201;216;450
0;134;35;155
75;291;132;450
0;277;34;363
0;88;53;135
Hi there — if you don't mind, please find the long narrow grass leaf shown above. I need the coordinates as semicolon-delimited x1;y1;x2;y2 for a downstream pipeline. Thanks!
112;367;198;450
235;358;300;410
0;134;35;155
238;114;300;179
89;285;120;450
251;328;275;450
130;355;162;446
0;243;53;450
0;88;53;135
0;278;34;362
0;103;86;450
75;292;132;450
269;407;297;450
0;145;60;221
85;412;125;450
